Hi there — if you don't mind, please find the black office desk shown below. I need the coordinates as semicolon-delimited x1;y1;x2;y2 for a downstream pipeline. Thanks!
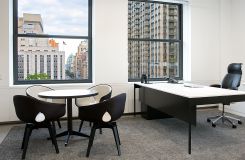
134;82;245;154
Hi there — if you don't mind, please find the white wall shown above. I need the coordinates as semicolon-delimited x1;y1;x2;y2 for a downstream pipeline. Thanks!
190;0;221;84
1;0;244;122
221;0;245;78
93;0;128;84
221;0;245;116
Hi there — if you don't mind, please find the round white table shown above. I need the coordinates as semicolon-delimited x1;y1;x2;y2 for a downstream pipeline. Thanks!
38;89;98;146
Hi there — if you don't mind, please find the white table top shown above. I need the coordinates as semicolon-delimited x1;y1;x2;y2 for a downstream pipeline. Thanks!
136;82;245;98
38;89;98;99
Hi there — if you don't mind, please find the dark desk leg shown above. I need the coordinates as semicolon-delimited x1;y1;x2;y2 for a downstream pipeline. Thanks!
188;122;191;154
134;85;136;117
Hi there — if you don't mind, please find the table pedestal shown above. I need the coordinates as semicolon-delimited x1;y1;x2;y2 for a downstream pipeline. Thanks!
56;98;89;146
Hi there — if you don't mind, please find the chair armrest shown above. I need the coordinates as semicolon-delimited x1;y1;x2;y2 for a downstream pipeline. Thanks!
210;84;221;88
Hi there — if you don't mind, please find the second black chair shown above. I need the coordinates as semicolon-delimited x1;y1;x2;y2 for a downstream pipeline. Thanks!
78;93;126;157
75;84;112;132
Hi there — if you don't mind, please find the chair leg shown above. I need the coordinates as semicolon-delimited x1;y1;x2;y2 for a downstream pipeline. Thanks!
115;124;121;145
112;125;121;156
225;115;242;124
99;128;102;134
86;125;96;157
89;122;92;127
57;119;62;129
51;121;57;136
48;123;59;153
224;117;235;125
22;125;32;159
212;116;223;123
21;125;28;149
78;120;84;132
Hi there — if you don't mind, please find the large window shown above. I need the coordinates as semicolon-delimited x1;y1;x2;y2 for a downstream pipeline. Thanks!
13;0;92;84
128;0;183;81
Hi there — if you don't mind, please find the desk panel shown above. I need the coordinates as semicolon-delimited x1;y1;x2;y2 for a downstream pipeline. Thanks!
140;86;196;125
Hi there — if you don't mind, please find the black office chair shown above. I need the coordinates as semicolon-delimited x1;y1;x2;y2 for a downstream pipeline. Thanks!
207;63;243;128
75;84;112;132
26;85;66;128
78;93;126;157
13;95;66;159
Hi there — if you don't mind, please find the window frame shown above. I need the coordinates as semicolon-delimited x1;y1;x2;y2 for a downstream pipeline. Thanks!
13;0;93;85
128;0;183;82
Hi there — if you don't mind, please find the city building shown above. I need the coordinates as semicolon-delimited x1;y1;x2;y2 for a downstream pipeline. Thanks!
65;53;75;79
74;41;88;79
128;2;179;79
17;13;65;80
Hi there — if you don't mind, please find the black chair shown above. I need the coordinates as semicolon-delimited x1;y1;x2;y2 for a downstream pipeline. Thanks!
13;95;66;159
207;63;243;128
26;85;66;128
75;84;112;132
78;93;126;157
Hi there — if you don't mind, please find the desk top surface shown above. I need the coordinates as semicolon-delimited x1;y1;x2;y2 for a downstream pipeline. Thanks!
135;82;245;98
38;89;98;99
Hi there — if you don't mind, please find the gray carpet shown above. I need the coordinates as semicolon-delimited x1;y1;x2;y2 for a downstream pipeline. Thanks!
1;109;245;160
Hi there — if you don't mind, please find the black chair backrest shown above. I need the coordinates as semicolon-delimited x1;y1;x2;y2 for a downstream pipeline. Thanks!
78;93;126;123
221;63;242;90
13;95;65;123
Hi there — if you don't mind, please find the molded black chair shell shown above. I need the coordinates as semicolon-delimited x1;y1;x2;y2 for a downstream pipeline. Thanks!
78;93;126;123
14;95;65;124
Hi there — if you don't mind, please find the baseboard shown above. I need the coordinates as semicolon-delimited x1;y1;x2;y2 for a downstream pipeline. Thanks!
123;112;143;116
197;105;218;110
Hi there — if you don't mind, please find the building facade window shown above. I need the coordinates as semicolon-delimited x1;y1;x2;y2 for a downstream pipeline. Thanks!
13;0;92;84
128;0;183;81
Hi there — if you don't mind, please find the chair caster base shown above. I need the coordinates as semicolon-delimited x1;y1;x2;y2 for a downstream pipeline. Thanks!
232;125;237;128
238;120;242;125
207;118;211;123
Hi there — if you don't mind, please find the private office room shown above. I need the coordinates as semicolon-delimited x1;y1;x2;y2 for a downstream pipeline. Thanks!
1;0;245;159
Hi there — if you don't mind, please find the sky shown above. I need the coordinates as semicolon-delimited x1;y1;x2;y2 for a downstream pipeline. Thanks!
18;0;89;60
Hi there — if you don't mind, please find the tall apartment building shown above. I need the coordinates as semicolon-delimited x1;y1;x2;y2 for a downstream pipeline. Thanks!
128;2;179;79
65;54;75;79
74;41;88;79
18;13;65;80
